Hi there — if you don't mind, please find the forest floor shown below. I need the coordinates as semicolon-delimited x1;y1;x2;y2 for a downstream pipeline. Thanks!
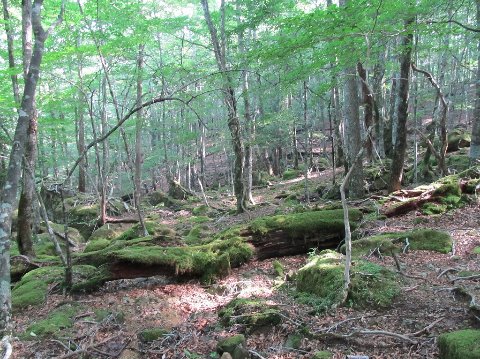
10;169;480;359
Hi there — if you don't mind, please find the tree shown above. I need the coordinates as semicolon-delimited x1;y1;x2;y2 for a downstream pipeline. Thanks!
388;16;414;193
470;0;480;164
0;0;64;337
201;0;246;212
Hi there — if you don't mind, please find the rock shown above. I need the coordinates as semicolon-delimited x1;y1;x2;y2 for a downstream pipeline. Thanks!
137;327;169;343
219;298;281;332
232;343;249;359
220;353;233;359
216;334;246;355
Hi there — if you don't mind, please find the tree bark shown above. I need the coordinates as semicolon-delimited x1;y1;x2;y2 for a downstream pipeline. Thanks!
388;18;414;192
0;0;62;336
2;0;20;103
201;0;246;212
470;0;480;163
357;62;374;162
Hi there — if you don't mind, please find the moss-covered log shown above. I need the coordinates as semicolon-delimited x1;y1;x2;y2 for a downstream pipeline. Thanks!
382;166;480;217
243;209;363;260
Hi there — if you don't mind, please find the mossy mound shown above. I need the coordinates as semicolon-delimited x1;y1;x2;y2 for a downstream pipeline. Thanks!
295;250;399;311
216;334;246;356
38;221;85;243
88;223;127;241
345;229;453;257
12;265;110;310
146;191;183;209
62;203;99;239
316;183;341;200
219;298;281;331
84;238;111;253
25;303;80;338
447;128;471;152
115;221;176;242
138;328;169;343
283;169;302;180
447;154;470;173
249;209;362;239
192;204;209;216
438;329;480;359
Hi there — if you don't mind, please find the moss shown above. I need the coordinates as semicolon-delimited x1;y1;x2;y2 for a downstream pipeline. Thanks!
12;280;48;309
138;328;169;343
13;265;110;310
273;260;284;278
347;229;452;257
421;202;448;215
89;225;124;241
249;209;362;239
283;169;302;180
473;247;480;255
219;298;281;331
216;334;246;355
192;205;209;216
84;238;111;253
189;216;211;224
39;222;84;243
25;304;80;338
312;351;333;359
115;221;176;242
295;251;399;311
447;154;470;172
285;334;303;349
438;329;480;359
184;225;204;245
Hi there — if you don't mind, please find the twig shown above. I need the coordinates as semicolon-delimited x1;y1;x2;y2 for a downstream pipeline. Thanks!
249;349;267;359
56;334;122;359
437;268;459;279
50;339;74;352
452;274;480;283
409;316;445;336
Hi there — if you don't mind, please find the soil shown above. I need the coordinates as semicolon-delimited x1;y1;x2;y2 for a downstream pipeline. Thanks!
10;169;480;359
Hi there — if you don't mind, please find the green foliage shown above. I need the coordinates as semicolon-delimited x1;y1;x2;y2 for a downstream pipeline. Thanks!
473;247;480;255
312;351;333;359
273;260;285;278
115;221;176;242
282;169;302;180
438;329;480;359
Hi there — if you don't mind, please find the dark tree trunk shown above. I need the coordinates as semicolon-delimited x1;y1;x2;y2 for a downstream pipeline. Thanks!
388;18;414;193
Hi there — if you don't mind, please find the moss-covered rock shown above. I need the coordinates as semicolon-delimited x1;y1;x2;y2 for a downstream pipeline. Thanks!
312;351;333;359
345;229;453;257
25;304;80;338
146;191;183;209
219;298;281;331
38;221;84;243
84;238;111;253
272;260;285;278
447;154;470;173
473;247;480;255
88;223;127;241
447;128;471;152
138;328;169;343
295;250;399;311
216;334;246;355
438;329;480;359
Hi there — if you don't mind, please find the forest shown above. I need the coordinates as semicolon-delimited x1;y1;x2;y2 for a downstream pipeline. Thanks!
1;0;480;358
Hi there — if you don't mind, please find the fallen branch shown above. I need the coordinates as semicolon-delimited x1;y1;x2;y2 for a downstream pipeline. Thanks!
409;316;445;336
56;334;122;359
437;268;459;279
452;274;480;283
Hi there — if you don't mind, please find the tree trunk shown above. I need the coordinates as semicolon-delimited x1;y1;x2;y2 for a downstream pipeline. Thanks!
470;0;480;163
2;0;20;103
201;0;245;212
388;18;414;192
357;62;374;163
343;68;364;198
0;0;59;336
134;44;148;237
